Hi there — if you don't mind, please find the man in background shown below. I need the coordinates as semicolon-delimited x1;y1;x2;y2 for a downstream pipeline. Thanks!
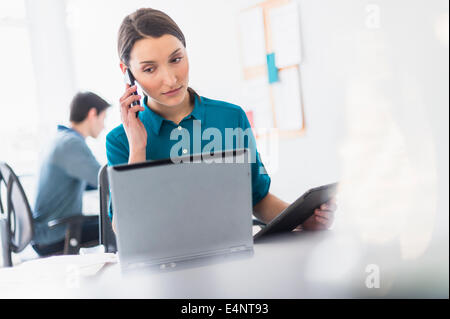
32;92;110;256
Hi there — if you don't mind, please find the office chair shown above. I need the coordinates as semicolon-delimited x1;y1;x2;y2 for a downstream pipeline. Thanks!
0;162;99;267
0;162;34;267
98;164;117;253
0;170;8;266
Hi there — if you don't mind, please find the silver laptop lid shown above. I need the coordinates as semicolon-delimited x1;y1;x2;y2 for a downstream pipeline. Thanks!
108;149;253;270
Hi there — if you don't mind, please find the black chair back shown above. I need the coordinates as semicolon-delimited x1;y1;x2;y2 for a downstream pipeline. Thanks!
0;162;34;253
0;161;11;216
98;164;117;253
0;165;6;216
0;165;11;267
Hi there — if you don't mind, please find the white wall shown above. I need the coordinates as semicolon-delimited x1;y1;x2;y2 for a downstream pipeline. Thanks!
26;0;77;153
228;0;448;268
286;0;448;263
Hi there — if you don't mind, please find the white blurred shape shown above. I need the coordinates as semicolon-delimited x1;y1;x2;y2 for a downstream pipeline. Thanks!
435;13;449;48
304;234;361;283
337;30;438;261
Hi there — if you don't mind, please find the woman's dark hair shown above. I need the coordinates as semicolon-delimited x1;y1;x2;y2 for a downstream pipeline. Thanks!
118;8;199;105
69;91;111;123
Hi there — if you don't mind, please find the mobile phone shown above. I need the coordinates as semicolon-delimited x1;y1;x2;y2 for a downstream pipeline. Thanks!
124;68;140;117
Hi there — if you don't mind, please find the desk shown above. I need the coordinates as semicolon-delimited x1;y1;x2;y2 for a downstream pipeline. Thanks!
0;229;448;298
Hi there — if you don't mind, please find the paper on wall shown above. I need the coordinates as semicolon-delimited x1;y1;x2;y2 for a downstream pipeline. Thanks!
238;7;267;68
269;1;302;68
240;77;274;131
272;67;303;130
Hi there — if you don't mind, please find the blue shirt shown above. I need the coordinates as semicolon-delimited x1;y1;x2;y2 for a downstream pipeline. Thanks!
105;95;270;217
32;125;101;245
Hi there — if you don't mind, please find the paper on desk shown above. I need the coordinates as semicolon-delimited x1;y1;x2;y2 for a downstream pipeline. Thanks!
25;253;117;275
0;253;117;288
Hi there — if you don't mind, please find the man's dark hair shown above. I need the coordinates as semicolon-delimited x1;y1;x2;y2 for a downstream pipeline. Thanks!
69;91;111;123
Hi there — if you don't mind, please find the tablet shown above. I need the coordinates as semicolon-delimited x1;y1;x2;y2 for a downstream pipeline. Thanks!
253;182;338;241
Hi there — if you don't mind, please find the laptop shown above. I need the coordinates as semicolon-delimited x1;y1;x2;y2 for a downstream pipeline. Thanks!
108;148;254;273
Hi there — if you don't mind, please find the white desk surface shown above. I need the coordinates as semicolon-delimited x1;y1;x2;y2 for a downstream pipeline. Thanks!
0;229;448;298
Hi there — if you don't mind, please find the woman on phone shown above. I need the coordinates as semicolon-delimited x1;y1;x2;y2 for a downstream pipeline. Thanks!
106;8;336;232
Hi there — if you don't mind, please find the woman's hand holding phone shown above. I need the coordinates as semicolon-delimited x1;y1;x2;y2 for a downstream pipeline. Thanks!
119;84;147;163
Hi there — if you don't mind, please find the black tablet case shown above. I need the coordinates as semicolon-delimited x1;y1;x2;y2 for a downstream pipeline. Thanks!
253;182;338;241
